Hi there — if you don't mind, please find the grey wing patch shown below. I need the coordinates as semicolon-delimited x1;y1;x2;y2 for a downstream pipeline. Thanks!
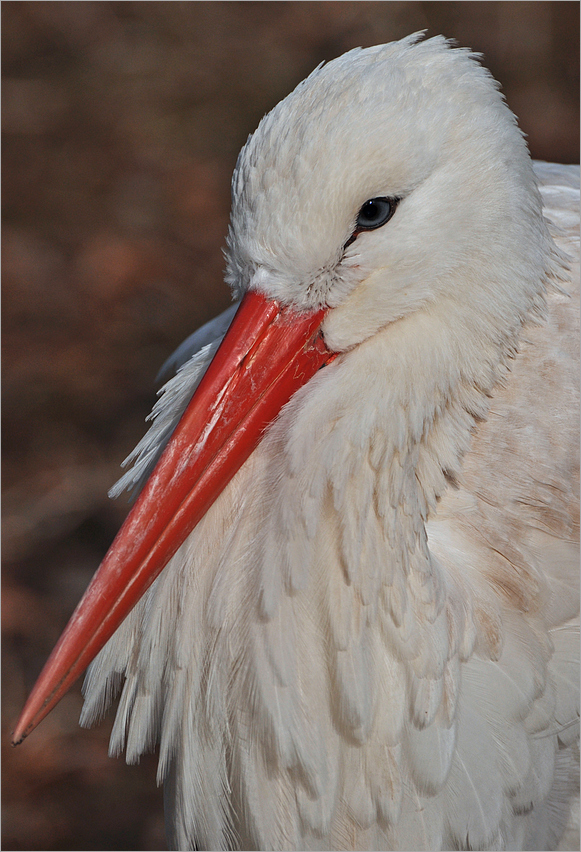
157;301;240;381
110;302;240;502
534;162;579;275
533;161;580;191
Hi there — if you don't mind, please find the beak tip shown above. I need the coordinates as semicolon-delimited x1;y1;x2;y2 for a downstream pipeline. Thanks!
11;725;27;747
12;691;48;746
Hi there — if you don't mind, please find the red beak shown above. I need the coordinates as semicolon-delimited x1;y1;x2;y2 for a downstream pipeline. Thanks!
12;289;336;744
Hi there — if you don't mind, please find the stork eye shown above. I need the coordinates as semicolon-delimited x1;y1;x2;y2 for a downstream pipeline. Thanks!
356;197;397;230
344;196;399;249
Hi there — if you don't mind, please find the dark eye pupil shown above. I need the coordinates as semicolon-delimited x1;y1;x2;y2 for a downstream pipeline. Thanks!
361;200;382;221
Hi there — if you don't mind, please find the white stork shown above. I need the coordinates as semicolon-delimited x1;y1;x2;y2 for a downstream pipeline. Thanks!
13;34;580;851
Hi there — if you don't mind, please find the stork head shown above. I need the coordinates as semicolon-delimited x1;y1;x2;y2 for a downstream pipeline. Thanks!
13;34;562;745
226;34;556;350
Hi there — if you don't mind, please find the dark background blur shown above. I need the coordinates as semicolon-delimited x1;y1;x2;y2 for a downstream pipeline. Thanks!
2;3;579;850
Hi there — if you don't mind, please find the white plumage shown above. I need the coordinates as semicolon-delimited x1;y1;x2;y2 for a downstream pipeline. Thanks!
76;35;578;850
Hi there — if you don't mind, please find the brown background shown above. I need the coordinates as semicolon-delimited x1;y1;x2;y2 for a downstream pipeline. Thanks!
2;3;579;850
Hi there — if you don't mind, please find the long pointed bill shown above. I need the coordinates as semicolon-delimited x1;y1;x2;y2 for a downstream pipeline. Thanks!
13;290;336;744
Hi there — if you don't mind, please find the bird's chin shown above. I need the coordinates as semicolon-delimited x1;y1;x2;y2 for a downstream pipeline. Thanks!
322;266;438;352
321;277;393;351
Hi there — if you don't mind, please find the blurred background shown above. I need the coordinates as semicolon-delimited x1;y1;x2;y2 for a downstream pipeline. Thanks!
2;2;579;849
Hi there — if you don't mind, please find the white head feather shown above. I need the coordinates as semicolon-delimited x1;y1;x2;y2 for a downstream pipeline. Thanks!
226;34;562;346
